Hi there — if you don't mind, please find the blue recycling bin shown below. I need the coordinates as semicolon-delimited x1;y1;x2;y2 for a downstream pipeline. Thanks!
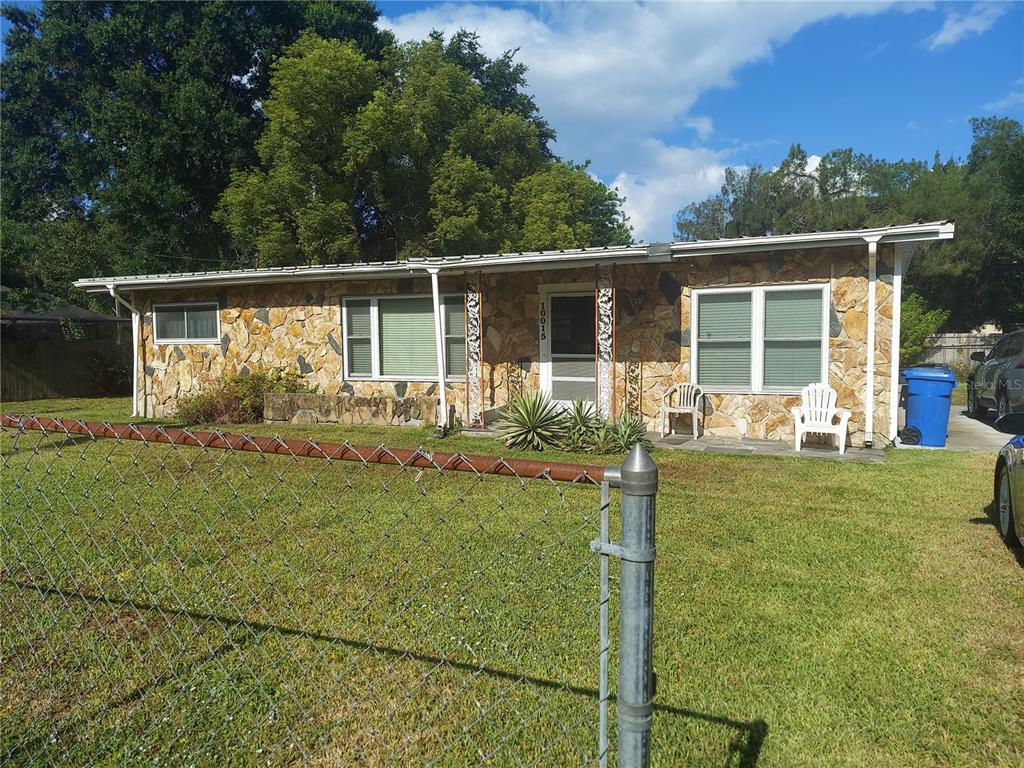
902;365;957;447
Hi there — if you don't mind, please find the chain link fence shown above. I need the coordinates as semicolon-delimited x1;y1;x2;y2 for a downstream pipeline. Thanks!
1;414;655;767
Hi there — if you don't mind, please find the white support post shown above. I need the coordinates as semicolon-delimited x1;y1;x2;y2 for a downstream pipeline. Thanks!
864;238;878;447
889;242;913;441
429;269;449;430
109;286;140;418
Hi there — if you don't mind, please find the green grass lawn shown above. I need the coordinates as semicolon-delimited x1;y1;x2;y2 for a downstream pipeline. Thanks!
2;397;1023;767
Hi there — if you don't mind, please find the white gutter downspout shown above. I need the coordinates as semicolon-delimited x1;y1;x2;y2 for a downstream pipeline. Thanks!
109;286;141;418
427;268;449;430
888;242;913;441
864;237;880;447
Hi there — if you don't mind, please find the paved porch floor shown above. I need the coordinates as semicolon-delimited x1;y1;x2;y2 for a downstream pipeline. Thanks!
648;431;887;464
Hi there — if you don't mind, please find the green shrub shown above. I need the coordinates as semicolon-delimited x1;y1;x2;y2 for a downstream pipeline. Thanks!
493;391;567;450
900;294;949;363
177;368;317;424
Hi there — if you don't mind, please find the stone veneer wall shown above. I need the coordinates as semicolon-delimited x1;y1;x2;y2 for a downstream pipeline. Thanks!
609;245;895;445
135;244;893;447
136;276;469;419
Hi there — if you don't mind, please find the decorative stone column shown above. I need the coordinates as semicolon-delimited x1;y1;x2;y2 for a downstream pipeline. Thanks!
596;265;615;420
466;273;484;427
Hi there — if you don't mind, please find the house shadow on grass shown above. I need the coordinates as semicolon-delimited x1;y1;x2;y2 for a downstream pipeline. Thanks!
970;502;1024;567
5;580;768;767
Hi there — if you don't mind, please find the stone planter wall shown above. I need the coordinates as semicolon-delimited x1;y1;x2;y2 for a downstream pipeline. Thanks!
264;392;440;427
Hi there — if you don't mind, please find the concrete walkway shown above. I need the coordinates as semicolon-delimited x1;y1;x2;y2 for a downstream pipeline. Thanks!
943;409;1011;453
648;432;886;464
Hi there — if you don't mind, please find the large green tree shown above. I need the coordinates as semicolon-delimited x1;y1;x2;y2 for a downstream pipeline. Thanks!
1;0;392;306
218;35;629;265
674;120;1024;329
4;7;629;299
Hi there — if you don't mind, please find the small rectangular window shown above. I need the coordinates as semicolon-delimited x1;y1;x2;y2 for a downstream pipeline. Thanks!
345;300;372;377
444;296;466;378
154;303;219;343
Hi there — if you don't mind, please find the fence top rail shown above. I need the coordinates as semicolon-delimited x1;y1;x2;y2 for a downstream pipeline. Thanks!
0;412;606;485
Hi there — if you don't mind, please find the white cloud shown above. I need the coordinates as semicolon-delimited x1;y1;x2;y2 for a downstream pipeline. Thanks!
682;116;715;142
611;141;731;242
927;2;1007;50
382;2;908;241
982;89;1024;112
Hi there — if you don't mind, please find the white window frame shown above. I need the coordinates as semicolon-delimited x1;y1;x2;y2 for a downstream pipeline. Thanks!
341;294;465;382
690;282;830;395
152;302;221;345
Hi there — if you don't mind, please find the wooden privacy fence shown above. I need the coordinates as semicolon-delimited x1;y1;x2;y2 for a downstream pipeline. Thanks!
919;332;1000;367
0;338;131;401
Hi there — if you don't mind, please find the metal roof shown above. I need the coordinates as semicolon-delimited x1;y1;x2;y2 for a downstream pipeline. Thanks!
74;221;954;293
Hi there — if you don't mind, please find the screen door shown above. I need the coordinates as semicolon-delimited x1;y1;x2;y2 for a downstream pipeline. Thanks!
542;293;596;404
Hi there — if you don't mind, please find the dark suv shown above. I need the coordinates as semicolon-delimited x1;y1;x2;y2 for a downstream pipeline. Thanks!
968;330;1024;418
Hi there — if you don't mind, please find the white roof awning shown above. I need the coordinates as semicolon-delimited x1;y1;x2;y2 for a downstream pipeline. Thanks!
74;221;954;293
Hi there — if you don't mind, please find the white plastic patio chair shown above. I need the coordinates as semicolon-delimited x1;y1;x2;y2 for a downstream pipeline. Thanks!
660;383;704;439
791;383;851;455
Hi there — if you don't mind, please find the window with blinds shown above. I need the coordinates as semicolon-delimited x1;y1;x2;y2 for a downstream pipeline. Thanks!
763;289;823;388
345;300;372;376
444;296;466;378
693;285;826;392
154;303;219;343
379;297;437;377
696;292;752;388
342;295;466;379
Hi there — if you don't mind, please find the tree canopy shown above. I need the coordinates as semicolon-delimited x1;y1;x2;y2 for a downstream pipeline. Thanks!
675;118;1024;330
218;34;628;265
1;0;395;308
1;3;629;306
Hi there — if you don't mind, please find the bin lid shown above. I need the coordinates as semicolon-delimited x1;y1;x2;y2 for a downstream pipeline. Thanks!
902;364;957;383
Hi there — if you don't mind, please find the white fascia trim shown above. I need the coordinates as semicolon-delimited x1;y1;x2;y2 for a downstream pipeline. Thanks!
669;222;954;258
73;251;653;292
410;247;651;274
74;264;411;293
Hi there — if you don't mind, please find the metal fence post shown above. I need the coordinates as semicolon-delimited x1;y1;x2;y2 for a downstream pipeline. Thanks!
617;443;657;768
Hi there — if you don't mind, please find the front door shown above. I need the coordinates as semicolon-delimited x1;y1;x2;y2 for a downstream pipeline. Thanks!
540;291;596;405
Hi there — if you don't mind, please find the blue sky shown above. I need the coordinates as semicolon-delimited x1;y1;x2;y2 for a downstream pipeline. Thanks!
381;1;1023;240
3;2;1022;241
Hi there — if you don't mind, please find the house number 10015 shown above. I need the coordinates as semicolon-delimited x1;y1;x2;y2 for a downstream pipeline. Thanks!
539;304;547;341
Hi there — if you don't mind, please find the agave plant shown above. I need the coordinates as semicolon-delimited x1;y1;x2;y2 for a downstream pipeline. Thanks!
560;399;600;452
494;391;567;450
589;419;617;454
611;412;654;454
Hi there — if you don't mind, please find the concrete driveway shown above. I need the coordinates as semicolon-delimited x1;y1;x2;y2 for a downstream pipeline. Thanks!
944;409;1011;452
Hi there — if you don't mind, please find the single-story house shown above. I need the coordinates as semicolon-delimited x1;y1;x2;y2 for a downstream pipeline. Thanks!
74;221;954;447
